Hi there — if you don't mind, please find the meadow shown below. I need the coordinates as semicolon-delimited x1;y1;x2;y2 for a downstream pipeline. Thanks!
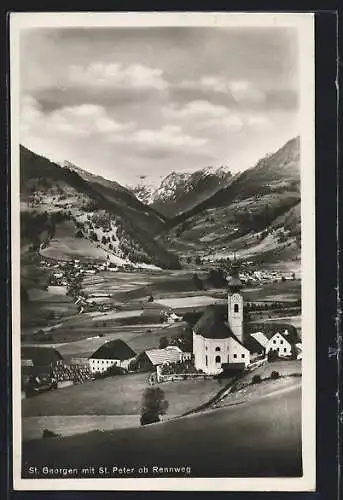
22;372;221;441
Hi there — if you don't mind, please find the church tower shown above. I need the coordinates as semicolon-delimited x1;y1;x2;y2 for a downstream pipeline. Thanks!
227;255;244;342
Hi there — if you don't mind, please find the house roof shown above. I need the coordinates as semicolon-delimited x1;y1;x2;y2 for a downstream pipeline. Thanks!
194;305;235;339
245;323;300;344
143;348;181;366
89;339;136;361
243;335;266;354
21;346;63;366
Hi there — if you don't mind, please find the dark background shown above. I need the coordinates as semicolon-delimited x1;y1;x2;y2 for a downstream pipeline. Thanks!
0;6;341;500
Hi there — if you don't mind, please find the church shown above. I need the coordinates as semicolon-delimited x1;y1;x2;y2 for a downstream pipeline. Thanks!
193;258;250;375
192;258;301;375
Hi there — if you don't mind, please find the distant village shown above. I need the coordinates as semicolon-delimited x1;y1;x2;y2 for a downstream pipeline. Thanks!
42;256;297;315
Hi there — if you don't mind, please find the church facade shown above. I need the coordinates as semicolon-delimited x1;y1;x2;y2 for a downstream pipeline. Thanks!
193;259;251;375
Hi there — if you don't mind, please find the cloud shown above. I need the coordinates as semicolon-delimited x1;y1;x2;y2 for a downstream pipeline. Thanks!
164;100;230;119
179;77;265;103
163;100;245;133
20;97;136;139
68;62;169;92
109;124;208;152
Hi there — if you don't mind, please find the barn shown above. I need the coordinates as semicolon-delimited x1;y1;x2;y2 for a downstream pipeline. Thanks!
88;339;136;374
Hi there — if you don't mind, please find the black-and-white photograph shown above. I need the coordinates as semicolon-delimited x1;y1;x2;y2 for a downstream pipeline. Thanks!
11;12;315;491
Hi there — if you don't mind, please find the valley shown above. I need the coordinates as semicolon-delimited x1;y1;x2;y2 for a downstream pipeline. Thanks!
19;137;302;476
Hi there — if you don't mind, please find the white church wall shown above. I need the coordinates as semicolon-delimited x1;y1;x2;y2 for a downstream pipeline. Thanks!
204;337;229;374
193;331;205;371
227;337;250;367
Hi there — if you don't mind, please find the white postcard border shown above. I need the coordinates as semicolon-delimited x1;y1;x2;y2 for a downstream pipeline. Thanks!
10;11;316;492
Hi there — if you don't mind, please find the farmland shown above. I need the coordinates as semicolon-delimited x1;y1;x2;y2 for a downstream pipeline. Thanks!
22;372;221;441
21;265;301;352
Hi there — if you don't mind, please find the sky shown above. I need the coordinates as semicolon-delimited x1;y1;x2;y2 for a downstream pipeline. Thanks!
20;26;299;186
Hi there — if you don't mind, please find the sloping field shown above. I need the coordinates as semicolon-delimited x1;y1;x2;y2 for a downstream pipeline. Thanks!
22;381;302;478
41;236;109;261
22;372;220;420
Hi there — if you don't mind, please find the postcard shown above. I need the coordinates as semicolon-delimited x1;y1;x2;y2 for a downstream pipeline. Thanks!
10;11;315;491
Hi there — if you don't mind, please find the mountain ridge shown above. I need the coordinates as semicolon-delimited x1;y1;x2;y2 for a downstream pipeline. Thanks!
20;146;180;270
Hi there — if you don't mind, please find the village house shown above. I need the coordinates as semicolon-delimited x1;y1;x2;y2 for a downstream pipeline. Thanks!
135;345;192;372
244;323;301;359
88;339;136;374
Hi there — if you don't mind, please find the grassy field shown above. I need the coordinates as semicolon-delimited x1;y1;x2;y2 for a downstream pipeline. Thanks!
244;280;301;302
22;380;302;478
235;360;301;387
22;372;221;418
214;360;302;410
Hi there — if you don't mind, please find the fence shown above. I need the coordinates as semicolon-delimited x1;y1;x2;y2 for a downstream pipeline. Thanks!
156;365;213;383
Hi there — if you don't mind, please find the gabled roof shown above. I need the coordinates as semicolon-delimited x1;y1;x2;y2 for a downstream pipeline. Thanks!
21;346;63;366
89;339;136;360
143;348;181;366
250;332;269;348
244;335;266;354
245;323;300;344
194;305;234;339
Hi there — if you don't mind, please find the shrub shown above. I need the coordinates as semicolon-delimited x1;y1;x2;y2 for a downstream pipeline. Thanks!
140;411;160;426
267;349;279;363
42;429;60;438
251;374;262;385
270;371;280;380
106;364;125;377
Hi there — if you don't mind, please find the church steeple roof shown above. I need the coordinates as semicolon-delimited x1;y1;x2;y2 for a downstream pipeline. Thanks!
227;252;242;291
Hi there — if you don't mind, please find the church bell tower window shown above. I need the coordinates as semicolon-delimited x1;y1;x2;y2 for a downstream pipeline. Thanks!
234;303;239;313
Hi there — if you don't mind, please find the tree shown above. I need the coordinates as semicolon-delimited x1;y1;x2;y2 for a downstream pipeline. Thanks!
159;336;169;349
140;387;169;426
251;374;262;384
75;230;83;238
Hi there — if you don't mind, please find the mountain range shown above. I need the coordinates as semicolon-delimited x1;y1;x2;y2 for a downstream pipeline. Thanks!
130;166;232;218
162;137;301;264
20;136;301;272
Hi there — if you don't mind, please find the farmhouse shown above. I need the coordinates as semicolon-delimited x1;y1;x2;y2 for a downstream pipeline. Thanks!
135;346;191;372
88;339;136;374
244;323;301;359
